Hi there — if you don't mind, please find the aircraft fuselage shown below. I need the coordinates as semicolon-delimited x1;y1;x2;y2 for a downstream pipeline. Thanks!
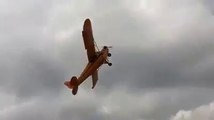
77;47;109;85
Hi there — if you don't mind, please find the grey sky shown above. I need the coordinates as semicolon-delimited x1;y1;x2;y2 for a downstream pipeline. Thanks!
1;0;214;120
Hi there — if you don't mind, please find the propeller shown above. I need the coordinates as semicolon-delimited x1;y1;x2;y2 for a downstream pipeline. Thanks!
102;46;113;49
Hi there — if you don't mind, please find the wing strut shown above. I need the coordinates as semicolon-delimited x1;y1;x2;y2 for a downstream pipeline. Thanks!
94;40;100;52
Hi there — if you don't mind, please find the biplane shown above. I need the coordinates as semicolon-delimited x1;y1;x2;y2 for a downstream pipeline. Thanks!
64;18;112;95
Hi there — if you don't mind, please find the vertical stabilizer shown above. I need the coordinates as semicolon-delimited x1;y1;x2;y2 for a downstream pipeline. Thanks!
64;76;79;95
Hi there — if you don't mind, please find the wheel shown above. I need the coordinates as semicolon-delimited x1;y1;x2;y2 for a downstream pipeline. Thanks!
104;46;108;49
108;63;112;66
108;53;111;57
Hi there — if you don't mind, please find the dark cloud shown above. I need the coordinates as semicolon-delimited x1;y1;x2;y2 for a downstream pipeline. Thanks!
203;0;214;14
0;0;67;99
1;0;214;120
8;49;66;98
99;40;214;90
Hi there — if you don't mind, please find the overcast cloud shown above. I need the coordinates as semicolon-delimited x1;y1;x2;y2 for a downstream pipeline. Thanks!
0;0;214;120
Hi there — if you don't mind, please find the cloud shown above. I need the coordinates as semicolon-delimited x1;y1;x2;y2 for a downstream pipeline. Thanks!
1;0;214;120
171;102;214;120
203;0;214;14
0;98;59;120
1;87;214;120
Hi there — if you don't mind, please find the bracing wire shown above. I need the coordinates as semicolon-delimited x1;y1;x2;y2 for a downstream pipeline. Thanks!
94;39;110;65
94;40;100;52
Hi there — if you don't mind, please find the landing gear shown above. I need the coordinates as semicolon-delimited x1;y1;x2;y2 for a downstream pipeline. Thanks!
103;46;108;49
108;63;112;66
108;53;111;57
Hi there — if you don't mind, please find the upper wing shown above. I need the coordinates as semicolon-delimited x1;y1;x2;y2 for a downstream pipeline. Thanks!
82;19;96;62
91;70;98;89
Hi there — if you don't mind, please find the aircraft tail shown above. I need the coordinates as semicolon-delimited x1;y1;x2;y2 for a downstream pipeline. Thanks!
64;76;79;95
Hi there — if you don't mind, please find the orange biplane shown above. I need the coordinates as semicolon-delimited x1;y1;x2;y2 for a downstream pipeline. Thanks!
64;18;112;95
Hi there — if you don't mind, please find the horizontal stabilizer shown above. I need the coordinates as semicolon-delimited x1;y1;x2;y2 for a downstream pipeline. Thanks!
64;76;79;95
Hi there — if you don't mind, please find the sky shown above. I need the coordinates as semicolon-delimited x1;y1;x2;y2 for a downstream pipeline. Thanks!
0;0;214;120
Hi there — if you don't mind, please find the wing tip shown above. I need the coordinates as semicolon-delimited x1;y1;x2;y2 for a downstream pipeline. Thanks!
85;18;90;22
84;18;91;27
